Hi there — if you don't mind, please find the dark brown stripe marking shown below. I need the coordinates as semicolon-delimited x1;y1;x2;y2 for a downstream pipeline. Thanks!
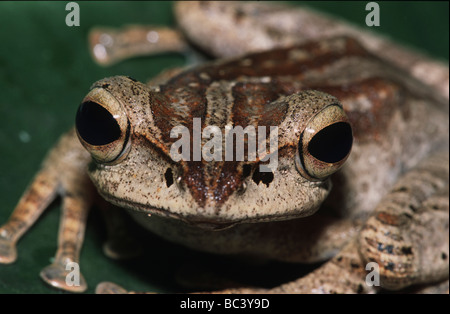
144;37;390;208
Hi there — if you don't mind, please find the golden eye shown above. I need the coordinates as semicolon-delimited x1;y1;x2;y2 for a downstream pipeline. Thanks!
75;88;130;164
296;104;353;181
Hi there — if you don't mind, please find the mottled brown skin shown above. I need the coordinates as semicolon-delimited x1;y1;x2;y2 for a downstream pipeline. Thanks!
0;2;448;294
174;1;449;100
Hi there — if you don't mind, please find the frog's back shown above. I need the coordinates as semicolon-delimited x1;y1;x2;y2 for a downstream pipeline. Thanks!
150;36;449;218
85;36;447;228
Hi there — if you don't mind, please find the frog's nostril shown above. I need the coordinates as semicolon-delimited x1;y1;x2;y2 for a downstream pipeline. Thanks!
252;167;274;187
164;168;174;188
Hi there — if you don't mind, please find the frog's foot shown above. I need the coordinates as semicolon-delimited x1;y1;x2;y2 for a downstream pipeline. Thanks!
94;281;265;294
0;130;94;292
0;166;61;264
40;261;87;293
96;282;129;294
0;235;17;264
267;240;377;294
359;152;449;291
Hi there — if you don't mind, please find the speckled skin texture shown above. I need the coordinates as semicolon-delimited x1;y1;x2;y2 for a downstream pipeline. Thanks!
0;1;448;293
87;77;339;225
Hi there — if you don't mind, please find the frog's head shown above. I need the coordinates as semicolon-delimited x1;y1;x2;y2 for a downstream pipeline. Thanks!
75;76;352;229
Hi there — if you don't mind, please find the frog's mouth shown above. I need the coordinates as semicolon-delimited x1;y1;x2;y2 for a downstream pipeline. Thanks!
96;189;229;229
90;150;332;230
98;187;325;231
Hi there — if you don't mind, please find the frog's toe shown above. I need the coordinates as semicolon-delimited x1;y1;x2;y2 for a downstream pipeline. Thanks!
40;262;87;293
0;236;17;264
96;281;128;294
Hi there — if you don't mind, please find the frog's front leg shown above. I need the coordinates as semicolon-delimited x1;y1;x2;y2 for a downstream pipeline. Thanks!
0;128;94;292
208;153;448;294
89;26;189;66
269;151;449;294
358;151;449;291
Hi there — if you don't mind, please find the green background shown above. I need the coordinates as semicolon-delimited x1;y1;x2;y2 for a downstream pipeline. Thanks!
0;1;448;294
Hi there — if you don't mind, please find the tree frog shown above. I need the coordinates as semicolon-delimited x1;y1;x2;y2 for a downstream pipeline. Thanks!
0;1;448;293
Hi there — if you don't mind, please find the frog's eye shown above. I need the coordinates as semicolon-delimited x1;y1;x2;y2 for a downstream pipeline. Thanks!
296;104;353;181
76;88;130;164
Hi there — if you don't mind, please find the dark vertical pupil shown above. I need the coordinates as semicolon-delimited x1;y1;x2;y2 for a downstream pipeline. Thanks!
307;122;352;163
76;101;121;146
